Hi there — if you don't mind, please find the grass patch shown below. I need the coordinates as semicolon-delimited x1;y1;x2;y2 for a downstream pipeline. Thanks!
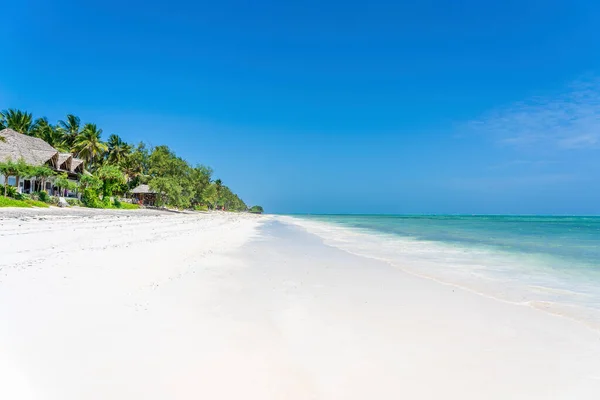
0;196;49;208
0;196;31;207
25;199;50;208
117;202;140;210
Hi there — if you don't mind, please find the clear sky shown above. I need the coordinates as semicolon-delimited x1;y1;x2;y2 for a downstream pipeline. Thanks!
2;0;600;214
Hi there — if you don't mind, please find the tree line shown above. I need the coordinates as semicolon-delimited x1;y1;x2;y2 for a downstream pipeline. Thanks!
0;109;259;211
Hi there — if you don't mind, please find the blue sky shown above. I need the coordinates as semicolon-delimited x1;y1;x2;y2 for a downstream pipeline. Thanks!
2;0;600;214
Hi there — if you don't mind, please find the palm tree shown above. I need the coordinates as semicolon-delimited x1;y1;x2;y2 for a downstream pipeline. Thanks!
0;110;6;130
32;118;68;151
58;114;81;148
119;153;143;183
107;134;132;164
2;109;34;135
73;123;108;170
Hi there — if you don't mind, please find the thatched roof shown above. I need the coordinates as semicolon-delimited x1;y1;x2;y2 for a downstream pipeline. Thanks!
0;128;59;167
57;153;72;170
70;158;84;173
131;184;157;194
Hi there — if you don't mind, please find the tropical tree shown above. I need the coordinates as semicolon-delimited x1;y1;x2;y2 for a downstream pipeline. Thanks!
32;118;68;150
32;165;55;193
202;183;219;209
106;134;131;164
0;159;18;196
0;111;6;130
73;123;108;170
54;173;76;196
2;109;34;135
95;164;126;198
6;159;35;192
58;114;81;148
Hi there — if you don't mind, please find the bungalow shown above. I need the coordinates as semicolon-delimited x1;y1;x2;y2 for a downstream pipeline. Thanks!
130;184;158;206
0;128;84;195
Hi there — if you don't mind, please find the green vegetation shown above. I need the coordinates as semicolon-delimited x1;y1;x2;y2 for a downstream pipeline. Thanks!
0;196;49;208
117;202;140;210
1;108;264;212
249;205;264;214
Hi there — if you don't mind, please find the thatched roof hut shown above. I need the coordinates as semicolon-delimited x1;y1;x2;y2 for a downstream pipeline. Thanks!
56;153;84;174
131;184;157;194
70;158;84;173
57;153;72;170
0;128;59;167
130;184;158;206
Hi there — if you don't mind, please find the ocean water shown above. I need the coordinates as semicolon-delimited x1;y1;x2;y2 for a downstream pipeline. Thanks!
285;215;600;329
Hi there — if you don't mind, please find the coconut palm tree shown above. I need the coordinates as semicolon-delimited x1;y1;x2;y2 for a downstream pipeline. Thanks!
107;134;132;164
0;110;6;130
32;118;68;151
73;123;108;170
2;109;34;135
58;114;81;148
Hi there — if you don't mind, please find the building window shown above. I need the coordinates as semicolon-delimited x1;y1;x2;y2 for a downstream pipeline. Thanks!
8;177;16;186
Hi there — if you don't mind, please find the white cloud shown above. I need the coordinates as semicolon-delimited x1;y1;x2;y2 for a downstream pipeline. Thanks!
467;78;600;150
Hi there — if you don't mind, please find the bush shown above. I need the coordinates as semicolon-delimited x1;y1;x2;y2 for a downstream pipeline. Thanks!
113;198;122;208
81;188;103;208
36;191;51;203
194;204;209;211
101;196;114;208
66;198;82;207
16;192;30;201
2;186;18;198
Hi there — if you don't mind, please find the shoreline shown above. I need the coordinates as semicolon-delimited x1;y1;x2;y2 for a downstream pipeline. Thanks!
279;215;600;332
1;212;600;398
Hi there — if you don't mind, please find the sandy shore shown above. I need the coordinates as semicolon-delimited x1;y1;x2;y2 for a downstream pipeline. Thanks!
1;210;600;399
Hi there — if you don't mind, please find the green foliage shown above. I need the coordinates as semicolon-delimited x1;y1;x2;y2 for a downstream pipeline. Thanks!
58;114;81;148
81;188;102;208
0;196;49;208
202;183;218;209
26;199;49;208
79;174;102;190
54;173;77;192
1;109;34;134
107;134;132;164
0;196;30;207
194;204;209;211
36;191;50;203
117;201;140;210
66;198;82;207
3;185;18;198
96;164;126;197
73;123;108;170
32;118;68;150
2;109;253;211
249;205;264;214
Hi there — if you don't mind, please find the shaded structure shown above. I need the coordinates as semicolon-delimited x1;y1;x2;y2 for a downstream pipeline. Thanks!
0;128;85;194
130;184;158;206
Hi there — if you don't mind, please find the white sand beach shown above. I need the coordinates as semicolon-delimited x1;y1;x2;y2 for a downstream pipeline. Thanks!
1;209;600;399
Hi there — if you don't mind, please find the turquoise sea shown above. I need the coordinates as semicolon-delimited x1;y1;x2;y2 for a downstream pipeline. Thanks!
289;215;600;328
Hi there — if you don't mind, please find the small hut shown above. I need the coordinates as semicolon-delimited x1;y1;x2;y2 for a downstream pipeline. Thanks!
130;184;158;206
